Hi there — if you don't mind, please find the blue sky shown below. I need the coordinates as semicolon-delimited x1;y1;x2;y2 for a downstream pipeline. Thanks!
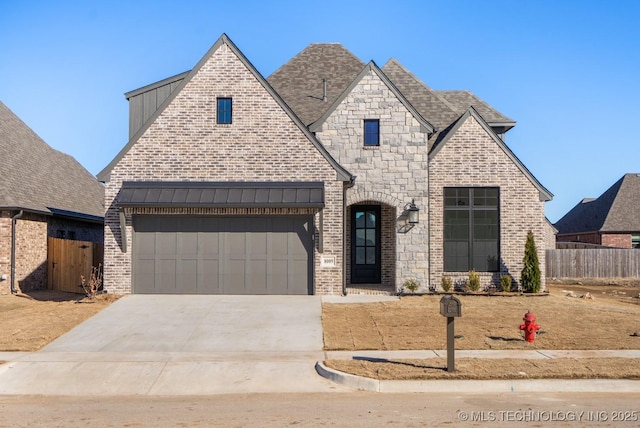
1;1;638;222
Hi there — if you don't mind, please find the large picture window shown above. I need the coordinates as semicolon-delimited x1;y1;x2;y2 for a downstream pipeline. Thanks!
444;187;499;272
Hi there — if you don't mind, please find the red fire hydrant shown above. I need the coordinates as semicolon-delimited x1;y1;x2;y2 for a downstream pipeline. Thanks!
519;311;540;343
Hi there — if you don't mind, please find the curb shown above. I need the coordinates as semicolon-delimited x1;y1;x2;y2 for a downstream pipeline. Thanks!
315;361;640;393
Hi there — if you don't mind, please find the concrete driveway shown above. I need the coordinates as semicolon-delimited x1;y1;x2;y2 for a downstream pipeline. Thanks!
0;295;348;395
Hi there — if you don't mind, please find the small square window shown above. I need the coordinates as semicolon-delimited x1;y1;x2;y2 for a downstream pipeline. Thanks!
217;97;232;124
364;119;379;146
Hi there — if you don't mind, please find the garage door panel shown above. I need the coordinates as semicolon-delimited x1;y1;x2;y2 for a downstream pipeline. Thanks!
246;260;268;294
133;216;312;295
225;260;247;294
177;259;198;293
227;231;247;256
156;233;176;255
179;232;198;255
135;259;155;292
157;259;177;292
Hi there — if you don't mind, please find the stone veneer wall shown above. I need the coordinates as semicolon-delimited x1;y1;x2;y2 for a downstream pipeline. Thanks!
428;115;547;290
315;70;430;291
104;42;344;295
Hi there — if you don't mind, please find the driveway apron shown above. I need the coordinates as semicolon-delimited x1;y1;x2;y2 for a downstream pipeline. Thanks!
0;295;345;395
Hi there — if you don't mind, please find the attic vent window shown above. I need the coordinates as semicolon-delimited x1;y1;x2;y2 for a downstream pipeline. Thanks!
217;97;232;124
364;119;379;147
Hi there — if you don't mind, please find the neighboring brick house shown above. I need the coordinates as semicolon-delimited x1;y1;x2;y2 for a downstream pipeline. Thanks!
555;173;640;249
0;101;105;294
98;34;552;295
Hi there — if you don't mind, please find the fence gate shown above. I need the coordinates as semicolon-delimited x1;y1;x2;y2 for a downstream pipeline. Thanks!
47;238;104;293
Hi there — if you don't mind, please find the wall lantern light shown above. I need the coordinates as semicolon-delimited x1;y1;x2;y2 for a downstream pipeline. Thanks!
405;199;420;224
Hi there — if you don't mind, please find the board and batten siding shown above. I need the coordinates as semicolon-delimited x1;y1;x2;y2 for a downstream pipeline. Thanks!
126;72;188;138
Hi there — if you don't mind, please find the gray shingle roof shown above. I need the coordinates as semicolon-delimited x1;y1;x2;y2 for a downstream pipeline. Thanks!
0;101;104;218
267;44;514;139
267;43;365;126
555;174;640;234
437;90;515;126
381;59;460;131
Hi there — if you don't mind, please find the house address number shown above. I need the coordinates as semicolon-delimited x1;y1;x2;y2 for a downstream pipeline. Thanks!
320;256;336;268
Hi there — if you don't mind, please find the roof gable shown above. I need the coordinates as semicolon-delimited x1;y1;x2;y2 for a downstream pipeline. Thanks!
429;107;552;202
0;101;104;218
555;174;640;234
267;43;365;126
98;34;352;183
308;61;435;134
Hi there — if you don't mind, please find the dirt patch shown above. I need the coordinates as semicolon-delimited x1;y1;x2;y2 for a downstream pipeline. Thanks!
323;281;640;380
324;357;640;380
0;291;120;352
323;282;640;351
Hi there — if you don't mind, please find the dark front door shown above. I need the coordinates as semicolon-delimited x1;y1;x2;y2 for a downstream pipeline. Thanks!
351;205;381;284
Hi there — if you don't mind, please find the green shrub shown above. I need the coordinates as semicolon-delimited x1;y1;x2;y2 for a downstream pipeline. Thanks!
521;231;541;293
403;278;420;293
441;275;452;292
468;270;481;292
500;274;512;292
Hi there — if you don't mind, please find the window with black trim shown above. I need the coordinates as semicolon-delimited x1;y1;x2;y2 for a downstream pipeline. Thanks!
444;187;499;272
364;119;379;146
217;97;232;124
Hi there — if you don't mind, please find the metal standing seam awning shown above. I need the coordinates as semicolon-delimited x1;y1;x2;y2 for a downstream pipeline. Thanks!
115;181;325;252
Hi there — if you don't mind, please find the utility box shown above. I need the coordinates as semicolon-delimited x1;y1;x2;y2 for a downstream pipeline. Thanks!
440;295;462;318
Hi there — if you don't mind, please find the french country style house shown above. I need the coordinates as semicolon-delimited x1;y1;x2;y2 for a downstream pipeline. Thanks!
98;34;552;295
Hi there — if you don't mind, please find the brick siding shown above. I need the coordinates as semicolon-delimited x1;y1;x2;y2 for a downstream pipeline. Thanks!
13;213;48;292
601;233;632;248
104;42;344;295
428;115;547;290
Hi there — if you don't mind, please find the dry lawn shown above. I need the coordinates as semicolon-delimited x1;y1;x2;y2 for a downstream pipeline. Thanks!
0;291;120;352
325;357;640;380
323;282;640;380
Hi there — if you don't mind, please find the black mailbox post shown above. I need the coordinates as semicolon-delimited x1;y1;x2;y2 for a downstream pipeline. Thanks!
439;295;462;372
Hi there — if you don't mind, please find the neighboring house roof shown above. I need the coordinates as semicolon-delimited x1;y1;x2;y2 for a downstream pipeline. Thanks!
0;101;104;219
555;173;640;234
98;34;353;183
267;43;365;126
429;106;553;202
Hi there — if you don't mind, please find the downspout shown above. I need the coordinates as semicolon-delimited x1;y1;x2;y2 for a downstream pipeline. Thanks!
11;210;24;294
343;177;356;295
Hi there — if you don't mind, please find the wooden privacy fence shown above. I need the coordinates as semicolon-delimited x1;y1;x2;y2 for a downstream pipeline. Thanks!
546;249;640;279
47;237;104;293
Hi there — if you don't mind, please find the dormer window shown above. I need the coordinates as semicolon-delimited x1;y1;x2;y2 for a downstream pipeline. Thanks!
217;97;232;124
364;119;379;146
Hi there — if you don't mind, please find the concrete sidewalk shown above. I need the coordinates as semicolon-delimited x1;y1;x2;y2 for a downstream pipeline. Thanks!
2;348;639;395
